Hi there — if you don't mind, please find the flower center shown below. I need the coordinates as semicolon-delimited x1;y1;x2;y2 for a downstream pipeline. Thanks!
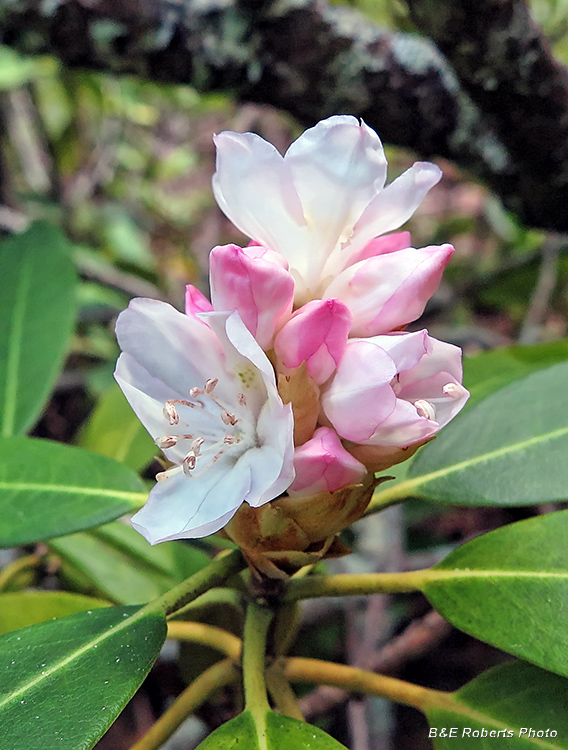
154;377;253;481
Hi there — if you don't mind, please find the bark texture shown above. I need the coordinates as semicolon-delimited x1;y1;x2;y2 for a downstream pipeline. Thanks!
0;0;566;229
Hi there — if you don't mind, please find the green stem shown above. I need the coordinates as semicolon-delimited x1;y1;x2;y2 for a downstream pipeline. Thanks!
155;549;245;618
167;621;241;660
285;569;432;602
243;600;273;717
365;478;423;515
284;657;452;714
266;661;304;721
129;659;238;750
0;553;43;591
169;587;244;621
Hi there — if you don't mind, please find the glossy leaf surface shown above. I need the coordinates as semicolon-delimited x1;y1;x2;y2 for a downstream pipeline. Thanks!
0;605;166;749
390;363;568;506
0;222;77;437
0;591;109;635
51;521;210;604
422;511;568;677
427;661;568;748
0;436;146;547
196;709;347;748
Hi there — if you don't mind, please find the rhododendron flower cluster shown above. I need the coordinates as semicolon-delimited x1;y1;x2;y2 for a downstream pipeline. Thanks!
115;115;469;545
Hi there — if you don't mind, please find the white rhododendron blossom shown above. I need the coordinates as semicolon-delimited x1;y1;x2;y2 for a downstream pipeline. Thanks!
213;115;443;307
114;299;295;543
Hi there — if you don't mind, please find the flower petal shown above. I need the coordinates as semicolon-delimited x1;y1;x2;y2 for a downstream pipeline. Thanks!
210;244;294;349
115;298;224;399
131;460;250;543
212;131;307;268
324;244;454;336
321;339;398;442
350;162;442;256
185;285;213;318
284;116;387;282
274;298;352;384
288;426;366;496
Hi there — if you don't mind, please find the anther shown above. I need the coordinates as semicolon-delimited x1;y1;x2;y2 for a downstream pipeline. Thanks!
154;435;178;449
163;402;179;425
190;437;204;455
189;387;204;398
224;434;238;444
238;393;247;406
443;383;461;399
183;453;197;476
415;399;436;420
221;411;238;426
205;378;218;393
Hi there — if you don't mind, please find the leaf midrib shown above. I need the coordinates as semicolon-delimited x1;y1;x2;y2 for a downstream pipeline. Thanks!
0;481;146;505
431;693;564;750
394;423;568;498
2;251;32;437
0;607;159;711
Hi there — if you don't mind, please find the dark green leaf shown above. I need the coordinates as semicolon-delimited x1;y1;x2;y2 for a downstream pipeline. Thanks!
0;222;77;437
427;661;568;748
385;363;568;506
0;605;166;749
78;382;157;472
196;709;347;748
51;520;209;604
0;591;109;635
421;511;568;677
0;436;146;548
463;340;568;408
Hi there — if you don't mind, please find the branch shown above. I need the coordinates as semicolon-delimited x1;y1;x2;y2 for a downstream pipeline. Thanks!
1;0;567;230
405;0;568;229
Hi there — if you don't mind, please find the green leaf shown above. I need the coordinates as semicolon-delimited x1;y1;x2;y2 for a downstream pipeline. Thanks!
0;604;166;749
0;436;146;548
0;222;77;437
384;362;568;506
463;340;568;408
427;661;568;748
78;382;157;472
419;511;568;677
196;710;347;749
0;591;109;635
51;520;210;604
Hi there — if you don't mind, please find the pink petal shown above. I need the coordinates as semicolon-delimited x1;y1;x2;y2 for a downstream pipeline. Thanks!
288;426;367;496
324;244;454;336
321;339;398;442
350;162;442;256
210;244;294;349
346;230;412;266
274;298;352;384
185;285;213;318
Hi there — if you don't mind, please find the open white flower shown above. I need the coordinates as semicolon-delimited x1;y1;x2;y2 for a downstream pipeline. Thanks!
114;299;295;544
213;115;442;305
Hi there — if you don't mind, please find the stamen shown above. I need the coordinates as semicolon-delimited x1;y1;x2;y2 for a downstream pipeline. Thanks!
190;437;205;455
189;387;204;398
224;434;239;444
183;453;197;476
238;393;247;406
163;402;179;425
154;433;194;450
221;411;238;426
443;383;461;399
415;399;436;420
205;378;218;393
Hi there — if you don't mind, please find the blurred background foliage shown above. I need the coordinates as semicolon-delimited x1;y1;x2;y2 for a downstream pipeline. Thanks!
1;2;568;747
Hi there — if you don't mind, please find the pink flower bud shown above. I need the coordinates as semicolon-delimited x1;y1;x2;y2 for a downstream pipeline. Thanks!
185;285;213;318
210;243;294;349
288;427;366;496
274;299;352;384
324;244;454;336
